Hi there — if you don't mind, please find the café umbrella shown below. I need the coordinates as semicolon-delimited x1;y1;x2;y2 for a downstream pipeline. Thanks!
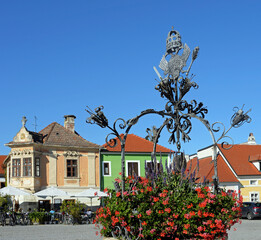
0;186;31;210
0;186;31;196
34;186;69;208
73;188;108;210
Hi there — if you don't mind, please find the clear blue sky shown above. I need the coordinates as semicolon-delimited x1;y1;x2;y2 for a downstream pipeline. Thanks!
1;0;260;155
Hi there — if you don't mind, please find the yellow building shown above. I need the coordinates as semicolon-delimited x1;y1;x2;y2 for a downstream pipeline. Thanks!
189;133;261;202
4;115;101;211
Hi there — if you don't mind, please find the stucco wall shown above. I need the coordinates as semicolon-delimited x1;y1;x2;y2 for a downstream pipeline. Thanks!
101;153;169;190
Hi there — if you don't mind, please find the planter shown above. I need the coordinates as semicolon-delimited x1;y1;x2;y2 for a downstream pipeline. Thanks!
102;236;228;240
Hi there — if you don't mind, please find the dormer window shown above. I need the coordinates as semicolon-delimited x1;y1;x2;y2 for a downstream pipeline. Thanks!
250;180;258;185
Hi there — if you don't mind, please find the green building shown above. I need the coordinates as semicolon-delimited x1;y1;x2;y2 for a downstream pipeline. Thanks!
100;134;172;190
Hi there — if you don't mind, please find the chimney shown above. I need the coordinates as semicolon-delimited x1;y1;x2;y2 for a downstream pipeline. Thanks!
248;133;256;145
64;115;76;133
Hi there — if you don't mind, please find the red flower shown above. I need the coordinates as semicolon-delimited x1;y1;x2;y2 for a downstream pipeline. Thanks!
162;199;169;205
187;203;193;208
184;213;191;219
197;226;203;232
184;224;190;229
137;213;142;218
153;197;159;202
146;209;152;216
199;201;207;208
221;191;227;197
165;208;171;213
116;192;121;197
142;221;147;226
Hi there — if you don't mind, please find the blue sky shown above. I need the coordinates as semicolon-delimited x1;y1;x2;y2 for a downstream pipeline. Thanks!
0;0;260;155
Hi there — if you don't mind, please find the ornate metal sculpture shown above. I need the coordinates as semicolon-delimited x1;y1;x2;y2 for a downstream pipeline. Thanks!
86;27;251;196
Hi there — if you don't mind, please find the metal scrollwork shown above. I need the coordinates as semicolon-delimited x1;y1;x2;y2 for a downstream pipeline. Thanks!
86;27;252;200
231;105;252;128
86;106;108;128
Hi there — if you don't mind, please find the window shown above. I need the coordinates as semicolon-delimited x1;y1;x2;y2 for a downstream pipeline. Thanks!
12;159;21;177
103;162;111;176
67;159;77;177
127;161;140;177
251;193;259;202
146;161;162;173
23;158;32;176
250;180;258;185
35;158;40;177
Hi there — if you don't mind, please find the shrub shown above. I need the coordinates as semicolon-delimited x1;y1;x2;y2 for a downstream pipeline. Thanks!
0;195;12;212
95;167;242;240
60;200;82;224
29;209;46;224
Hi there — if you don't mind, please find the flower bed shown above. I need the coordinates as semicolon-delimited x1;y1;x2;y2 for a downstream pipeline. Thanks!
95;167;242;240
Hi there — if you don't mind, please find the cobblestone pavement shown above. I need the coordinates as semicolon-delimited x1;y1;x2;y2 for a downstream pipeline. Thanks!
228;219;261;240
0;219;260;240
0;224;103;240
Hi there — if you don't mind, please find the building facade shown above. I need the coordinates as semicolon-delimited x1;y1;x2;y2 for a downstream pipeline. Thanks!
189;133;261;202
4;115;101;210
100;134;172;190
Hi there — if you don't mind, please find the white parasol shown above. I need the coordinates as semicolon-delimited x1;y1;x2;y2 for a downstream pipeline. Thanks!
73;188;108;210
0;186;31;196
34;186;69;207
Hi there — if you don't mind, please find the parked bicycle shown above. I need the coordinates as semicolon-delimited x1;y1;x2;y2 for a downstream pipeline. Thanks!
0;211;6;226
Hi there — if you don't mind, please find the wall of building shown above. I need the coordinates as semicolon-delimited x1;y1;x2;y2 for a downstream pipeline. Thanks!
100;153;169;190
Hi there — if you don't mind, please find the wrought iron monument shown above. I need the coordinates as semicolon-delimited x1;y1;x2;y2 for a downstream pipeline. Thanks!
86;27;251;196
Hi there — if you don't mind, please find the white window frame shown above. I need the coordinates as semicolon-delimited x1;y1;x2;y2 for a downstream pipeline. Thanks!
250;180;258;185
250;192;259;202
145;160;160;168
126;160;140;177
103;161;111;177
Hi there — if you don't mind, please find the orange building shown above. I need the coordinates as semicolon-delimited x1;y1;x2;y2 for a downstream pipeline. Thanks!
4;115;101;210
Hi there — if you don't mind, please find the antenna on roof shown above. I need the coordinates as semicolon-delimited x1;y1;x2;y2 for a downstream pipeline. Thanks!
33;116;38;132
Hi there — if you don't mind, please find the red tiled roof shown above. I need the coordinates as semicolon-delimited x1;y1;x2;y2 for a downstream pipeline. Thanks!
0;155;7;174
39;122;100;149
187;155;239;183
103;134;172;153
219;144;261;176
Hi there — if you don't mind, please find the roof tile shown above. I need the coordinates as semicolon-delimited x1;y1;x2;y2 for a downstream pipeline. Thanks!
39;122;100;149
219;144;261;176
103;134;172;153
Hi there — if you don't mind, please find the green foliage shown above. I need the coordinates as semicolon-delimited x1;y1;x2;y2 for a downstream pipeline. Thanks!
29;209;46;224
60;200;82;223
0;195;12;212
95;172;242;240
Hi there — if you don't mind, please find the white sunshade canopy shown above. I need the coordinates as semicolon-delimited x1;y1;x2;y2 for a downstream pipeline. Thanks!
0;186;31;196
34;186;69;198
74;188;108;198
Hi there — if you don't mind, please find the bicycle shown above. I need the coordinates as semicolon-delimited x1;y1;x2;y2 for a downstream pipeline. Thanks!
0;212;6;226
